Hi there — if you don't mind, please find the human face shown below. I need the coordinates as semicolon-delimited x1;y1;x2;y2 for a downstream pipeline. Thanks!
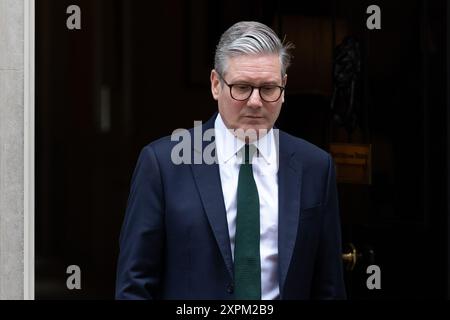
210;54;287;138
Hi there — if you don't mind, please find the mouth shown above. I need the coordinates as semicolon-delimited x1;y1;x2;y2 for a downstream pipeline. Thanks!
243;115;264;119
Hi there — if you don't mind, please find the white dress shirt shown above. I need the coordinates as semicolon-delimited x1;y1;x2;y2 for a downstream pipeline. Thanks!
214;114;280;300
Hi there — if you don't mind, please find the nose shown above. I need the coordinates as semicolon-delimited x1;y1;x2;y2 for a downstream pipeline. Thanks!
247;88;263;108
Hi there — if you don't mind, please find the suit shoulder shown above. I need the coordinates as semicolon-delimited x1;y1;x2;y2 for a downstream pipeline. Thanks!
140;125;200;163
138;135;177;164
144;134;176;151
279;130;331;164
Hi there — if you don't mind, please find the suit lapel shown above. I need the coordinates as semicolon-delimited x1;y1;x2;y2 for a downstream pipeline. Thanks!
277;133;302;296
190;115;234;280
189;116;303;290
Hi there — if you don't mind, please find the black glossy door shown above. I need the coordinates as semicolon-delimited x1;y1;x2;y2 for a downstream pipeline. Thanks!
276;0;447;299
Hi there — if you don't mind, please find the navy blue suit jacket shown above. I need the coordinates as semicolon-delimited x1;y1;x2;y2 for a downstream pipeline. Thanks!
115;114;346;299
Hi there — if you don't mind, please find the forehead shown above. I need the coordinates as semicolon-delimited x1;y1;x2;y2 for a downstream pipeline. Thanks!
225;54;282;82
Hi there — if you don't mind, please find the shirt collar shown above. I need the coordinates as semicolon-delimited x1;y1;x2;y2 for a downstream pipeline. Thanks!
214;113;276;165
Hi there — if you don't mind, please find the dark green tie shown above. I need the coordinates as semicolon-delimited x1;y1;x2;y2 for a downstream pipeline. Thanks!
234;144;261;300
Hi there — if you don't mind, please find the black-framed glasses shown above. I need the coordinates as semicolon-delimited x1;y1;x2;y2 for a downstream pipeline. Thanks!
218;73;285;102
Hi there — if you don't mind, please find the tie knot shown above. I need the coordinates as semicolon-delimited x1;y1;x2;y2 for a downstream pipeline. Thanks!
240;144;257;164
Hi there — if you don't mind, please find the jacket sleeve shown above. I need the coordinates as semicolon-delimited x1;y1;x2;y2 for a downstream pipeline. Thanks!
311;154;347;299
115;145;165;299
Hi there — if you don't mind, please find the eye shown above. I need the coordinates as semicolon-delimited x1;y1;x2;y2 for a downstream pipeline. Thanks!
235;85;251;91
261;86;277;93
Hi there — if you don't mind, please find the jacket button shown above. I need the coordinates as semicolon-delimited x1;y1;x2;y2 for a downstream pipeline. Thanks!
227;283;234;294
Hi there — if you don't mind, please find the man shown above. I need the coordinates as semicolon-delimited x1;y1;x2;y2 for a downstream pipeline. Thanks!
116;21;346;299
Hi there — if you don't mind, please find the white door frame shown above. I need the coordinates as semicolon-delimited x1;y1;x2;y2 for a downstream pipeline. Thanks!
24;0;35;300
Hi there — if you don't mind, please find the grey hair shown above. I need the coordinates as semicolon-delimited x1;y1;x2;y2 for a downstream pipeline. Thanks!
214;21;294;77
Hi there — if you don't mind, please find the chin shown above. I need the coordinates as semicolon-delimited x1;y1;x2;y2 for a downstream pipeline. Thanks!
249;124;270;131
236;123;272;139
241;117;268;126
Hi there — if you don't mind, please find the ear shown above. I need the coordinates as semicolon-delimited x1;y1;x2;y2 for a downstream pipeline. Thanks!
210;70;221;101
281;74;288;103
